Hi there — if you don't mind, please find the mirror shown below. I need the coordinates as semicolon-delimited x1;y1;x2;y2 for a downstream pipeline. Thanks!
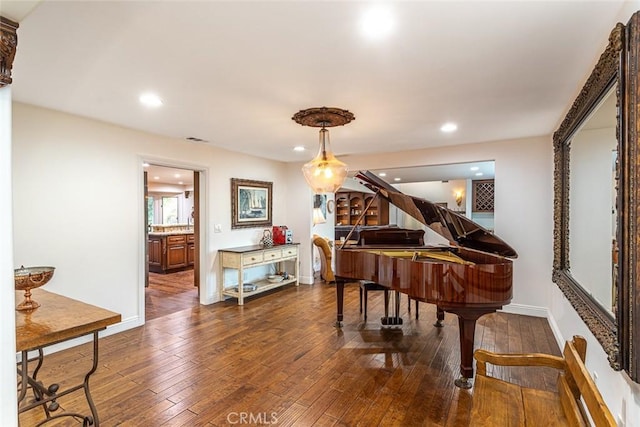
365;162;495;245
552;23;624;371
568;87;617;316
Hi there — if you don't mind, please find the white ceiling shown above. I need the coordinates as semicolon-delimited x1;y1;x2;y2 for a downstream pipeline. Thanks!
3;0;631;163
145;164;195;186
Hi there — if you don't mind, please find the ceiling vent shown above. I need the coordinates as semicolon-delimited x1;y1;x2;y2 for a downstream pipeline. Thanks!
186;136;208;143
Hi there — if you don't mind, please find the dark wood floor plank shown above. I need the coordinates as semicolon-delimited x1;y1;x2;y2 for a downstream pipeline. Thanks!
19;281;561;426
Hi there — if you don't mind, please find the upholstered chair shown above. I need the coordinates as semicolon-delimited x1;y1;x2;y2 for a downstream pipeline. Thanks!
312;235;335;283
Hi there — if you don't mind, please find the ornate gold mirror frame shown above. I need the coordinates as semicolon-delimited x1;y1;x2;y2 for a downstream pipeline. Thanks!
552;23;625;372
620;13;640;382
0;16;19;87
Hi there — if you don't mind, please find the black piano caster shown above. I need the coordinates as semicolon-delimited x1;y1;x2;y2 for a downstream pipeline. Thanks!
454;377;473;389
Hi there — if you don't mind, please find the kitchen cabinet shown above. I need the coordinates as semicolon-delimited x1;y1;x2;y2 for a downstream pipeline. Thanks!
148;232;194;273
148;238;162;268
187;234;195;265
220;244;299;305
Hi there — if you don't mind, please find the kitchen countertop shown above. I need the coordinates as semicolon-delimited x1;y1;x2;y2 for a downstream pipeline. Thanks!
148;230;194;236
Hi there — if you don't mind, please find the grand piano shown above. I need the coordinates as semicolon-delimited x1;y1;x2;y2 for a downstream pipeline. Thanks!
334;171;518;388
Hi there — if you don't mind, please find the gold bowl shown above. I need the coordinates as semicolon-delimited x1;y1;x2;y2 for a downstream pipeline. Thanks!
14;265;55;311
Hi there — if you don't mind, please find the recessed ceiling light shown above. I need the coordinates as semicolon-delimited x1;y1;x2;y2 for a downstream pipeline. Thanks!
174;173;181;178
470;166;479;171
394;177;401;182
142;162;150;167
379;172;387;177
153;176;160;180
475;172;484;176
139;92;163;108
440;122;458;133
293;146;305;152
178;181;184;185
360;6;395;40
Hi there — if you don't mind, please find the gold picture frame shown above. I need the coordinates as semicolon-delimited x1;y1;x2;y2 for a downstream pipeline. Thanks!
231;178;273;229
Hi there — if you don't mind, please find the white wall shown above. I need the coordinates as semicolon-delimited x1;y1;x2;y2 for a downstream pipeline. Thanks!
0;87;18;426
11;102;301;328
284;162;316;284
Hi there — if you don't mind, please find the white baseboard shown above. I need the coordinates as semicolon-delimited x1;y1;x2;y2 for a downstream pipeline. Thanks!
543;312;565;349
500;302;548;318
299;275;315;285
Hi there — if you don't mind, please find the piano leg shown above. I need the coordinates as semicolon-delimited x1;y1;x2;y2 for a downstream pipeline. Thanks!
335;279;345;328
448;308;498;389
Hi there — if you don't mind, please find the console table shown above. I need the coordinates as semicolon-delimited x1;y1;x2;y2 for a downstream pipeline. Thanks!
220;243;299;305
16;289;121;426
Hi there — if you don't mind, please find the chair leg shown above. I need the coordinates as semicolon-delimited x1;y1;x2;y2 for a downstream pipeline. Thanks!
394;291;400;322
363;288;368;320
407;296;419;319
383;290;389;319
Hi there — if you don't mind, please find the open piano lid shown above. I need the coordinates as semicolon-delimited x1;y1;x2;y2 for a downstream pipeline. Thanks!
354;170;518;258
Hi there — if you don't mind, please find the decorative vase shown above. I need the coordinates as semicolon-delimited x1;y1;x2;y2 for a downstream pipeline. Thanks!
260;229;273;247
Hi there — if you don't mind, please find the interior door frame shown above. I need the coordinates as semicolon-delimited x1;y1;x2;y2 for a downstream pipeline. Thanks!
139;157;207;321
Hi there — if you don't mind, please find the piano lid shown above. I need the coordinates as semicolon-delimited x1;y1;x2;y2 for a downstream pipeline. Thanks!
353;170;518;258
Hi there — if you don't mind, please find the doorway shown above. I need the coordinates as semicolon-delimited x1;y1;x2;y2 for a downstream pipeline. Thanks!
144;164;201;321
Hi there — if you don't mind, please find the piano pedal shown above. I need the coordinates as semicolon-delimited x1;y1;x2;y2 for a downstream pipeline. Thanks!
380;316;403;326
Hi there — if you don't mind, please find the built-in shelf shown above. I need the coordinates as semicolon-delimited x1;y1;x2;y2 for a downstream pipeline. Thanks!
335;190;388;227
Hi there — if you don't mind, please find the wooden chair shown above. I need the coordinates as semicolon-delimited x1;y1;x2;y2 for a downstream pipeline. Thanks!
470;335;616;426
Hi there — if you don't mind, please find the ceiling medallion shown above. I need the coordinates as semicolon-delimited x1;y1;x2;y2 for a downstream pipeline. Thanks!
292;107;355;128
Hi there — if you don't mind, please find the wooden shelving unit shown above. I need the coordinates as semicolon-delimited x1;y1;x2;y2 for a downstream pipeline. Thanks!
334;190;388;226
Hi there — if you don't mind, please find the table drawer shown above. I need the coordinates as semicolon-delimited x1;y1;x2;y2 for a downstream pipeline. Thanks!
282;246;298;257
263;248;282;262
187;234;195;243
242;252;264;266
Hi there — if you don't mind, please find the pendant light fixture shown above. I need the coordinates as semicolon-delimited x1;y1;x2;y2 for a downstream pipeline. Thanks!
292;107;355;193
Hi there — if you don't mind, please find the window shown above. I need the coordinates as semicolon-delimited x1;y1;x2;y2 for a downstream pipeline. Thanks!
162;196;179;224
147;196;154;225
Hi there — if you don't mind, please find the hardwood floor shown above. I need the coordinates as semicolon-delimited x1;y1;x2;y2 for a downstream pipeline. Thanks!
146;270;198;321
19;282;560;426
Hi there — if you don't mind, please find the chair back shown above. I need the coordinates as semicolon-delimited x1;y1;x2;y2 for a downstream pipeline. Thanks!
312;235;335;283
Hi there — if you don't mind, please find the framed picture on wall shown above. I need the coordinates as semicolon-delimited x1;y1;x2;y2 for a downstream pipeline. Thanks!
231;178;273;229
